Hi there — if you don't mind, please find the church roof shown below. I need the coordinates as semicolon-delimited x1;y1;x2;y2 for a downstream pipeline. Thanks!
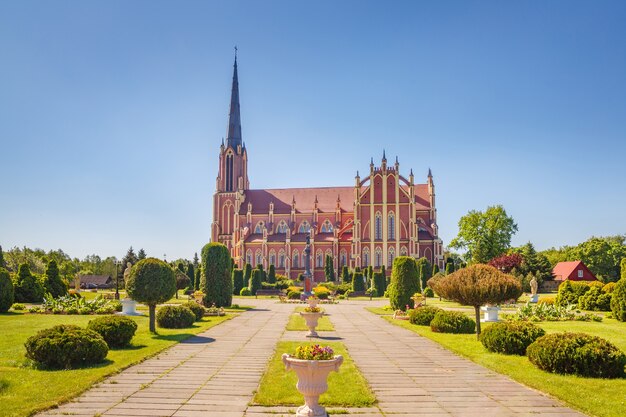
240;184;432;215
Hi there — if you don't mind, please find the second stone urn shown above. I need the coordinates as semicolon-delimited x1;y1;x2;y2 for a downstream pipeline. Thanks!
300;310;324;337
282;353;343;417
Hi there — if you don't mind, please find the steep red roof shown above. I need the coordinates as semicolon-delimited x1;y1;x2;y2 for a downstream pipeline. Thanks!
240;187;353;215
552;261;596;281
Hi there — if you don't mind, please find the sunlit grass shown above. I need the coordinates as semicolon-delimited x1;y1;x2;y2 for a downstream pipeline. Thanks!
285;307;335;331
253;341;376;407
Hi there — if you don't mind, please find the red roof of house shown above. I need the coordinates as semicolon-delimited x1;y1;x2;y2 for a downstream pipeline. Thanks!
552;261;588;280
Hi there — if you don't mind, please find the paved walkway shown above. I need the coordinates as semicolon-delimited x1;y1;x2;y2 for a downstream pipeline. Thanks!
38;299;587;417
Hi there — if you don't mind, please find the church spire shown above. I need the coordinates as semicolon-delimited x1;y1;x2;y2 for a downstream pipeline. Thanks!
226;47;242;149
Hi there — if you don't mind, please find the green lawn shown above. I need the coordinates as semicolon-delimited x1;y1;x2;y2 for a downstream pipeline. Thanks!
285;307;335;331
366;307;626;417
0;311;233;417
253;341;376;408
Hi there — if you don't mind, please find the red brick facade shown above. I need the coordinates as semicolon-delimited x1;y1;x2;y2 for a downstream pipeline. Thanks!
211;59;444;281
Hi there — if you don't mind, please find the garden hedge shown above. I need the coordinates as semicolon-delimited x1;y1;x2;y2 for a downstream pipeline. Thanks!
479;321;545;355
0;268;14;313
87;316;138;348
408;306;442;326
156;305;195;329
25;325;108;368
430;311;475;334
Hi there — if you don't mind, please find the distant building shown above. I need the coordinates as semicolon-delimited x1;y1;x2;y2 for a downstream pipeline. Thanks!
210;56;444;281
552;261;597;282
70;275;114;289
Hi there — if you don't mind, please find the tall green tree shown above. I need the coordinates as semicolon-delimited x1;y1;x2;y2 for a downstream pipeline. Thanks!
232;269;244;295
341;266;350;283
137;248;147;260
42;260;67;297
415;257;432;291
200;243;233;307
0;245;5;269
0;268;14;313
622;258;626;281
186;263;195;291
267;264;276;283
388;257;420;310
449;205;518;264
119;247;139;281
250;269;262;295
324;255;335;282
243;263;252;287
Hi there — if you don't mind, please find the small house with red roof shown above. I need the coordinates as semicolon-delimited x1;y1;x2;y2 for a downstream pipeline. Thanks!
552;261;597;282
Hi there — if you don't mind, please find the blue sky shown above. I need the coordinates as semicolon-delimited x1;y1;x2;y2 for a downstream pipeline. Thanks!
1;1;625;261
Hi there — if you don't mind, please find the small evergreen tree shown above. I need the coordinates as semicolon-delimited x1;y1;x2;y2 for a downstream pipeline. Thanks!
372;272;385;297
193;252;199;269
341;266;351;283
352;271;365;292
194;268;201;291
186;263;195;292
445;261;454;275
232;269;244;295
200;243;233;307
388;257;420;310
381;265;388;288
243;263;252;287
0;245;6;269
119;247;138;282
137;248;147;260
42;260;67;298
13;263;44;303
174;269;190;298
250;269;262;295
416;257;432;291
610;278;626;321
268;264;276;283
432;264;440;276
324;255;336;282
0;268;14;313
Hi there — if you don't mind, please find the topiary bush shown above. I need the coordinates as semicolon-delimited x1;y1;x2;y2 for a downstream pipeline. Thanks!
352;271;365;292
408;306;442;326
156;305;195;329
578;286;612;311
287;290;300;300
25;325;108;368
232;269;244;295
527;333;626;378
388;257;420;311
240;287;252;296
87;316;138;348
372;272;386;296
126;258;177;333
603;282;616;293
41;260;68;298
430;311;475;334
555;280;590;307
480;322;545;355
423;287;434;297
0;268;14;313
201;243;233;307
610;278;626;322
182;301;205;321
250;269;262;295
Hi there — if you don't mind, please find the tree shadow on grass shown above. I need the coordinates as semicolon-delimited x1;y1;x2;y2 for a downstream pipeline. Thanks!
114;344;148;351
152;334;216;344
0;311;24;316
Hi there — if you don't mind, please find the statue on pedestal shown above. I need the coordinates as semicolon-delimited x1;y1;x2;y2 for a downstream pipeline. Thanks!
529;276;539;303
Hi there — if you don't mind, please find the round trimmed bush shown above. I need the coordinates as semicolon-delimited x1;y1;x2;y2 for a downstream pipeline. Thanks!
87;316;138;348
287;290;301;300
25;325;108;368
240;287;252;296
182;301;205;321
430;311;475;334
610;278;626;321
0;268;14;313
408;306;442;326
156;305;195;329
480;322;545;355
423;287;434;298
527;333;626;378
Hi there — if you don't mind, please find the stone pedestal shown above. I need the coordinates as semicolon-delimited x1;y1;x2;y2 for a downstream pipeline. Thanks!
530;294;539;303
119;298;140;316
282;354;343;417
480;306;501;322
300;312;324;337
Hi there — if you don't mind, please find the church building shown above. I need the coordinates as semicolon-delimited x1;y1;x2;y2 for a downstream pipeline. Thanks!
211;57;444;281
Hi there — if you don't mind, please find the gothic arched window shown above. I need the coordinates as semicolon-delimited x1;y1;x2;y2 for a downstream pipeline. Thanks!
279;250;285;268
321;219;333;233
299;221;311;233
363;248;370;267
388;211;395;240
400;246;408;256
375;247;382;267
276;220;288;234
375;212;382;240
316;250;323;268
255;250;262;267
388;247;395;267
293;250;300;268
254;221;265;234
269;250;276;267
246;250;252;266
340;250;347;267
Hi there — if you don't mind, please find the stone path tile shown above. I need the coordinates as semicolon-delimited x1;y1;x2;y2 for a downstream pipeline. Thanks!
38;300;291;417
326;303;588;417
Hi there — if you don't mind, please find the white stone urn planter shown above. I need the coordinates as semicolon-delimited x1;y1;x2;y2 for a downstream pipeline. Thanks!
480;306;501;322
119;298;140;316
307;297;319;309
282;354;343;417
300;311;324;337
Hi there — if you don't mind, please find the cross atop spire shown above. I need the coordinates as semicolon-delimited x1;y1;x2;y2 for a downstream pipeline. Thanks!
226;50;242;149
